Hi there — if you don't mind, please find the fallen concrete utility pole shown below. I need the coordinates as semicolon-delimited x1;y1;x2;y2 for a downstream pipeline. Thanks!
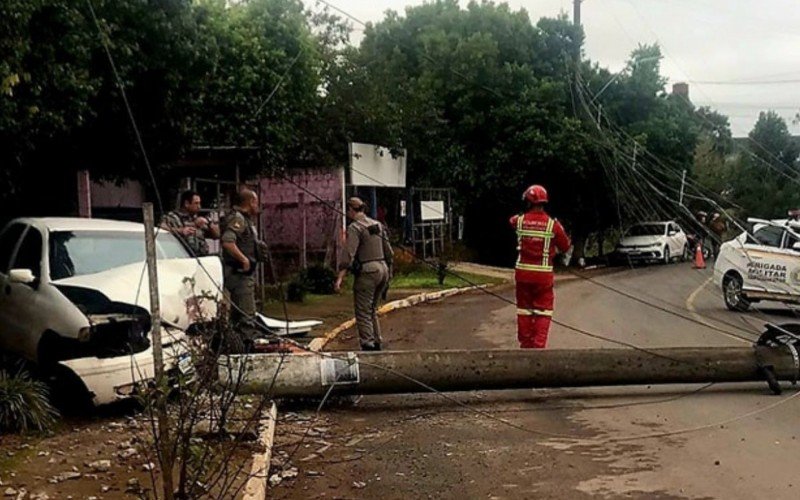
220;347;799;398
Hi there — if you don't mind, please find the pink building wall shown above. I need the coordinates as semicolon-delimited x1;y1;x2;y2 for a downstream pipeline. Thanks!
259;167;344;269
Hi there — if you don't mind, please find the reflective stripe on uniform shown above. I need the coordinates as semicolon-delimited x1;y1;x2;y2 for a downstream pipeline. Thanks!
516;262;554;272
515;215;555;272
516;308;553;317
517;229;553;237
541;218;555;268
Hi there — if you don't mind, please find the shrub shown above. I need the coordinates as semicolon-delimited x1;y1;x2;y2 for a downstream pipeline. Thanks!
436;258;448;285
0;369;59;434
392;246;425;275
286;279;307;303
300;263;336;295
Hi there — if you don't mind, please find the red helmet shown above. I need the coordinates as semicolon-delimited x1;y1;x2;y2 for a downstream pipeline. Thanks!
523;184;548;204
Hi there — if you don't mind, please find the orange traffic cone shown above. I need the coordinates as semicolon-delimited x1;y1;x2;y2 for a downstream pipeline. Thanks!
693;243;706;269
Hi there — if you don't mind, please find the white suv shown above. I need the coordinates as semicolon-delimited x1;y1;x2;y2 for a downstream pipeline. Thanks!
0;218;223;405
714;218;800;311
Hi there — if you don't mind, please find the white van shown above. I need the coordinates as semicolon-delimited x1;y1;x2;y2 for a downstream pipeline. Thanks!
714;218;800;311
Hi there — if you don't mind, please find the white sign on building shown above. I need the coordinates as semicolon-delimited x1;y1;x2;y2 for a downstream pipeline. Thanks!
349;143;407;188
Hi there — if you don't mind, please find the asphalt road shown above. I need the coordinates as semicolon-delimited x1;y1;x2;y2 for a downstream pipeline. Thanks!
272;263;800;499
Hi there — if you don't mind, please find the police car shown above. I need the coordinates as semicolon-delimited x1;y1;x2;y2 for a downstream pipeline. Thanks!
714;218;800;311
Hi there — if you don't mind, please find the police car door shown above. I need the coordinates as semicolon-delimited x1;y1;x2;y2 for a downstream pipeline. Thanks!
775;227;800;298
742;224;784;294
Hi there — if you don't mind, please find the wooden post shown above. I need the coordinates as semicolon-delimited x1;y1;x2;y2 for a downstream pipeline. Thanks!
299;192;307;269
142;203;164;380
77;170;92;218
142;203;174;500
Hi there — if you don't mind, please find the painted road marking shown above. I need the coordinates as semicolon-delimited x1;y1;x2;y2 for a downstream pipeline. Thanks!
685;277;750;344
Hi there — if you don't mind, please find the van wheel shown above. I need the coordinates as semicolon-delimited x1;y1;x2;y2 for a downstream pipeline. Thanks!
662;246;671;265
723;274;750;311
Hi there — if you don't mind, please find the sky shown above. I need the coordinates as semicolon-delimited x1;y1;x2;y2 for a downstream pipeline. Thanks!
322;0;800;137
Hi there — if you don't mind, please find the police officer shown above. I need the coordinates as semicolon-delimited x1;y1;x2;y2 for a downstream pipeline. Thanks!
161;190;219;256
220;188;266;350
335;197;393;351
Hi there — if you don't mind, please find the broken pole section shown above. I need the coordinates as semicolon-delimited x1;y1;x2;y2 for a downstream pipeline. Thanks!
221;347;799;398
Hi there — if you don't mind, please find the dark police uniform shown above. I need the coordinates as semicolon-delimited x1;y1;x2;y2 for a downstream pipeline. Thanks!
162;210;210;256
342;214;393;349
221;209;259;322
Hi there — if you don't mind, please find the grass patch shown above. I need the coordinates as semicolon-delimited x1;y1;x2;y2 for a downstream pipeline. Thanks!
391;269;505;289
258;268;505;332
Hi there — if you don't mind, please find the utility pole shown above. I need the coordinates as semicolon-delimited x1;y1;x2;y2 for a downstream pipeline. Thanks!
572;0;582;116
224;346;799;398
596;104;603;130
679;169;687;206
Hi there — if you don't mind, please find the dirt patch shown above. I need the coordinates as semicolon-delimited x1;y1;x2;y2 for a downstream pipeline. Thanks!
0;403;263;498
1;413;162;498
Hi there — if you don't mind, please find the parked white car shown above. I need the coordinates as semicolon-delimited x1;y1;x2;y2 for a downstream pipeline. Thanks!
0;218;223;405
714;218;800;311
615;221;689;264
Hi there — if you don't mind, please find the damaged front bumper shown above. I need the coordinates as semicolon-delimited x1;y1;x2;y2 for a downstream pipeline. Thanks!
59;328;190;406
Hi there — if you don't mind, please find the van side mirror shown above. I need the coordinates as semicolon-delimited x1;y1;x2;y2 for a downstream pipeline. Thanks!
9;269;36;285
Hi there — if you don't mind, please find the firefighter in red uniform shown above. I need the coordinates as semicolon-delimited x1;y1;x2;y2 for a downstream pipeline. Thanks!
510;185;571;349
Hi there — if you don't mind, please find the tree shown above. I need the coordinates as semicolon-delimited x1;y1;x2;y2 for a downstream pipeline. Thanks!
0;0;339;220
0;0;214;218
322;2;592;263
727;111;800;217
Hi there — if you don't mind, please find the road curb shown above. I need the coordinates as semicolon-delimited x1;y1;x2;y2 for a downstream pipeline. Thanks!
242;402;278;500
307;284;492;352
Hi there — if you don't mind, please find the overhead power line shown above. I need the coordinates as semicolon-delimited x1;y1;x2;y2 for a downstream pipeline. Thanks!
691;78;800;85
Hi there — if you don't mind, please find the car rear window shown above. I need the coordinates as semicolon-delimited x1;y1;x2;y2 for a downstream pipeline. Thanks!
49;230;190;280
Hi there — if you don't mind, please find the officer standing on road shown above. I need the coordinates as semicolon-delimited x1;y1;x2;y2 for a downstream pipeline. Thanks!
161;190;220;256
708;212;727;260
335;197;393;351
510;185;571;349
220;188;267;351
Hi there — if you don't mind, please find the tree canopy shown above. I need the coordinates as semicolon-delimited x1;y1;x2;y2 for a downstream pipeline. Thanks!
1;0;791;259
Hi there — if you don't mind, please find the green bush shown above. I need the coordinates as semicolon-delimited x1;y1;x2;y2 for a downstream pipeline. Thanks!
299;263;336;295
436;258;448;285
0;370;59;434
286;279;307;303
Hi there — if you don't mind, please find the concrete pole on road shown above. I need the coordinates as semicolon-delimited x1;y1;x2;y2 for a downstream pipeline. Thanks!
222;347;798;399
